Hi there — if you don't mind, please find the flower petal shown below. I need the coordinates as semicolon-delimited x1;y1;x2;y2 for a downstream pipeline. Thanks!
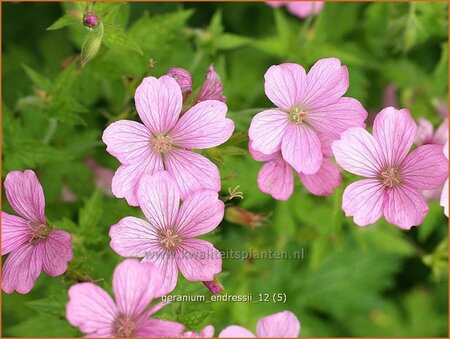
111;154;164;207
136;319;185;337
102;120;153;165
167;67;192;98
176;239;222;281
264;63;307;111
2;242;43;294
256;310;301;338
383;186;428;230
331;127;384;177
176;190;224;238
42;230;72;276
401;144;448;190
144;252;179;295
197;65;226;103
257;156;294;201
219;326;255;338
433;118;448;145
171;100;234;149
342;179;385;226
248;141;279;162
287;1;324;18
1;212;32;255
303;58;349;109
137;171;180;231
414;117;434;146
4;170;46;223
249;109;290;154
109;217;156;258
373;107;417;167
307;97;367;139
164;149;221;199
440;179;448;217
299;158;342;196
281;124;323;175
66;282;117;337
134;75;182;134
317;133;334;157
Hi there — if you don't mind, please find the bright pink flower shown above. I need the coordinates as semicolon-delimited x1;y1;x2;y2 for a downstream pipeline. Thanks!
332;107;448;229
66;259;184;337
85;157;114;197
414;117;448;146
267;1;324;18
219;310;300;338
1;170;73;294
441;141;448;217
203;275;223;294
249;59;367;176
109;171;223;293
181;325;214;338
103;75;234;206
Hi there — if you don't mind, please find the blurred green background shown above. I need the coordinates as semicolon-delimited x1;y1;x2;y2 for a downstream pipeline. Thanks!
2;1;448;337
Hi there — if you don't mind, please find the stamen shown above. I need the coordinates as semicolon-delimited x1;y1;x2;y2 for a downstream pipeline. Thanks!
290;107;307;124
381;167;401;188
159;229;181;250
28;222;50;244
152;134;173;153
114;315;136;338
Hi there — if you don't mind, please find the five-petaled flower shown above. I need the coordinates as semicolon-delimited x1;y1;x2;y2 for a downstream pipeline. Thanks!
332;107;448;229
102;75;234;206
109;171;224;293
219;310;300;338
1;170;73;294
66;259;184;337
249;59;367;176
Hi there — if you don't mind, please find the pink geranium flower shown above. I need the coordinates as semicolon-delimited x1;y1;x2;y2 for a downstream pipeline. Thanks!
332;107;448;229
219;310;300;338
66;259;184;337
414;117;448;146
267;1;324;18
249;59;367;175
102;75;234;206
249;134;341;200
440;141;448;217
181;325;214;338
109;171;224;293
1;170;73;294
85;157;114;197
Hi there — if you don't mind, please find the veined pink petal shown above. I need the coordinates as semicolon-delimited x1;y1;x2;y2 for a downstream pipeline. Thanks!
167;67;192;98
256;310;301;338
164;149;221;199
303;58;349;109
197;65;226;103
137;172;180;232
145;253;179;295
249;109;290;154
109;217;156;258
414;118;434;145
176;190;224;238
66;282;117;337
176;239;222;281
4;170;46;224
264;63;307;111
249;141;279;162
440;179;448;217
373;107;417;167
308;97;367;139
113;259;158;317
257;156;294;200
433;118;448;144
134;75;182;134
136;319;185;337
111;154;164;207
401;144;448;190
102;120;153;165
171;100;234;149
42;230;72;276
383;84;398;108
201;325;215;337
332;127;384;177
2;242;43;294
383;185;428;230
317;133;334;157
422;188;442;201
1;212;32;255
287;1;324;18
299;158;342;196
219;326;255;338
281;124;323;175
342;179;385;226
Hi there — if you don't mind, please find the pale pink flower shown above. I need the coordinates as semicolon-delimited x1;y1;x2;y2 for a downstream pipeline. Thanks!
167;67;192;100
109;171;224;293
1;170;73;294
85;157;114;197
249;136;341;200
61;185;77;202
436;101;448;119
414;117;448;146
249;59;367;176
181;325;214;338
102;75;234;206
267;1;324;18
332;107;448;229
219;310;300;338
66;259;184;337
440;141;448;217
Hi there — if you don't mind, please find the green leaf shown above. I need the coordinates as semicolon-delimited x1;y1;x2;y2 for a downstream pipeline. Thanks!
21;64;52;91
47;14;80;31
215;33;251;50
103;26;143;55
178;311;214;332
25;295;67;318
79;190;103;246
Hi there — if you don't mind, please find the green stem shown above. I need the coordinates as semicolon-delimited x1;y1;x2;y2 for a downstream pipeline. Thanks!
43;118;58;144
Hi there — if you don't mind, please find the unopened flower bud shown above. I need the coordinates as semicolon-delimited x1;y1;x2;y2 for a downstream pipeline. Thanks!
83;12;99;28
203;275;223;294
167;67;192;100
197;65;226;103
225;206;268;229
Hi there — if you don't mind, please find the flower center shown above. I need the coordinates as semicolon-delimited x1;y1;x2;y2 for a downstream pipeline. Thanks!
114;315;136;338
159;229;181;250
381;167;401;188
29;222;50;244
289;107;307;124
152;134;173;153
